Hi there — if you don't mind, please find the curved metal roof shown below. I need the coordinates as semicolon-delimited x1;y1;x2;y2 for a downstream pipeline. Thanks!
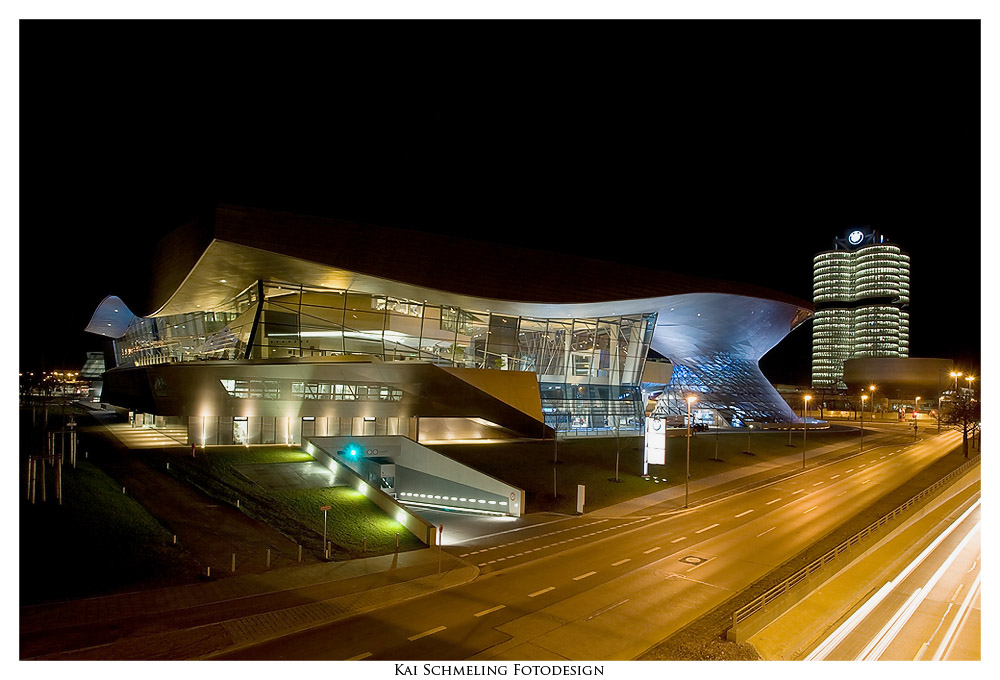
83;295;136;338
145;205;813;318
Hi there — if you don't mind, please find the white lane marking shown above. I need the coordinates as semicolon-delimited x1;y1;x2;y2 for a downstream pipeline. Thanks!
862;479;870;485
347;652;372;660
792;489;805;495
880;455;887;459
935;574;981;660
803;505;818;514
643;546;661;554
408;626;446;641
695;523;720;534
573;571;597;581
735;509;754;517
670;536;687;543
846;468;855;473
612;558;631;566
831;474;841;479
812;481;824;486
837;490;849;497
529;586;555;597
765;498;782;505
858;463;866;468
474;605;505;617
757;527;776;537
952;584;964;603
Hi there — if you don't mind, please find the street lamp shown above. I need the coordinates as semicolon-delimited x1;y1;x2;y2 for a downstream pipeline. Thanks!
685;395;697;508
966;375;975;392
869;385;877;420
937;395;943;434
950;371;963;393
802;395;812;468
860;394;868;451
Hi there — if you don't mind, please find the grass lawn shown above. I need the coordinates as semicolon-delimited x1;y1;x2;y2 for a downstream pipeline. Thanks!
145;446;423;559
433;426;905;514
20;459;200;605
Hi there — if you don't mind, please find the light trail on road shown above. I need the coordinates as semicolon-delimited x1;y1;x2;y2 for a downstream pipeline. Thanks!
806;496;981;660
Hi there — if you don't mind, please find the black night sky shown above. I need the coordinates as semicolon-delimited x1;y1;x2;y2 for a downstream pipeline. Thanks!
18;20;981;385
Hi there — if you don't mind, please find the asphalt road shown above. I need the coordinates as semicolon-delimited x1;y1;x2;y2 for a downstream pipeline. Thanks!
806;494;981;660
217;429;964;660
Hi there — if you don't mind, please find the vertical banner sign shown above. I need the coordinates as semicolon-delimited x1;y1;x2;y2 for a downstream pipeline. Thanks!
576;484;585;514
645;417;666;465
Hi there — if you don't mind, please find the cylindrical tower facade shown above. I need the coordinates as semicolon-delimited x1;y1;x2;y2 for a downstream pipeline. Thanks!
811;230;910;390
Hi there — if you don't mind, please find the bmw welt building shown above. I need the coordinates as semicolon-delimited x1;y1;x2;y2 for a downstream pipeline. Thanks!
86;205;812;447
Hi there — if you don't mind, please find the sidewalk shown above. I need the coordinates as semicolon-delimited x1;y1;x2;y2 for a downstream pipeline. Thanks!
22;547;477;660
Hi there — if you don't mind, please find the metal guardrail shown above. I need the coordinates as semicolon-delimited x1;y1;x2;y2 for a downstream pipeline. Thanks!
731;454;981;630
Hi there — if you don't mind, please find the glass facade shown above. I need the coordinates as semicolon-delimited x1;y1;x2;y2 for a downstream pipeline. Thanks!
113;280;657;433
812;242;910;390
654;354;794;426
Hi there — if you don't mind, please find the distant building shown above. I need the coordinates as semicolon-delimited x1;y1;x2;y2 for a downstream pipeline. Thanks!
812;228;910;390
80;351;107;401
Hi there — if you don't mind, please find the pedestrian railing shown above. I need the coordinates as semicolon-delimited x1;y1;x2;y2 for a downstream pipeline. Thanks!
730;454;981;631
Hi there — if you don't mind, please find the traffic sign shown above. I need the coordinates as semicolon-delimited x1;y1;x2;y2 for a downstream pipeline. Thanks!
320;505;332;511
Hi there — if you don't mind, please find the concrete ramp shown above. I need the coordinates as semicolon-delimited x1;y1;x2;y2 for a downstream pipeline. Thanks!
306;435;525;517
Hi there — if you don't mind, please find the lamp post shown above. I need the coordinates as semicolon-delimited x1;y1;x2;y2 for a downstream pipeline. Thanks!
714;413;721;461
937;396;943;434
869;385;877;420
685;395;696;508
950;371;963;393
802;395;811;468
860;394;868;451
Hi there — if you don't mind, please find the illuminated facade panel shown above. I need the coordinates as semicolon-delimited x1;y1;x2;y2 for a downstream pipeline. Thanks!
108;281;657;433
812;229;910;390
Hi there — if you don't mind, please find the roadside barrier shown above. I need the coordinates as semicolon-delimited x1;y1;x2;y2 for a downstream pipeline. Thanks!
729;454;981;636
